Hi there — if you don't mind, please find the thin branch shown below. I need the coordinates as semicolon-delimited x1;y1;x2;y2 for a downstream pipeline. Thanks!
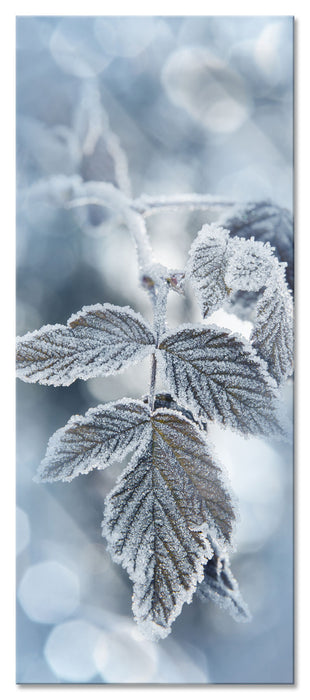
148;280;168;409
153;280;169;341
122;208;155;277
149;353;157;412
132;193;239;217
65;196;112;209
64;180;131;213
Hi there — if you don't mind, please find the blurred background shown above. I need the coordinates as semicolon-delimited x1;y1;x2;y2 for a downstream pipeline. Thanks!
16;15;294;684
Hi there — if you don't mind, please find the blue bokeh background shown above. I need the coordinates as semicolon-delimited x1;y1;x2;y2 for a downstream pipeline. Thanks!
16;15;294;684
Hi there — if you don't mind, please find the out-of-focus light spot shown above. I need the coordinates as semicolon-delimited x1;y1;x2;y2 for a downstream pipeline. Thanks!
208;309;253;339
93;621;158;683
216;165;273;203
207;425;285;551
94;17;160;58
86;355;150;404
154;639;209;683
16;17;54;51
44;620;101;682
16;507;31;556
18;117;81;177
18;561;80;624
254;21;293;87
49;18;111;78
162;47;252;133
16;301;43;338
149;210;189;270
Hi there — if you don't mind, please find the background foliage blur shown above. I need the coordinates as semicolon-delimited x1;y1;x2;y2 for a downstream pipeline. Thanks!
16;15;293;684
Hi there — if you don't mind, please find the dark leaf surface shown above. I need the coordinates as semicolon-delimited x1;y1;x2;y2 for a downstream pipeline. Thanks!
103;408;235;640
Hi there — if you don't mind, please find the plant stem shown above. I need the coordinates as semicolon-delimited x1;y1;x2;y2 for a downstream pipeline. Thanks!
122;208;154;276
148;279;169;409
132;193;237;217
149;353;157;411
63;181;239;222
153;280;169;341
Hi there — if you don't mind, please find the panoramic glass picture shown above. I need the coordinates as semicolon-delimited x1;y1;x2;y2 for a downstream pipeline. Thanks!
16;15;294;684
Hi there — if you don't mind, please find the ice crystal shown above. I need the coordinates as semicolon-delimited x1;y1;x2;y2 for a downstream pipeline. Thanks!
224;238;275;292
158;324;285;437
16;303;155;386
103;408;235;640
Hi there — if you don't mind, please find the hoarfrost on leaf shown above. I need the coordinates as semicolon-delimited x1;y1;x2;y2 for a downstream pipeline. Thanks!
219;200;294;292
196;550;251;622
35;399;151;483
224;237;275;292
186;222;293;386
102;407;235;641
158;324;285;437
16;303;155;386
186;223;231;317
251;266;294;384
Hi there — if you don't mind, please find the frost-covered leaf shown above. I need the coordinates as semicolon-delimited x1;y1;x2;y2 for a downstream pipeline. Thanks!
35;399;151;483
251;267;294;384
103;408;235;641
186;222;294;384
196;550;251;622
186;223;231;317
224;238;276;292
158;324;284;437
16;303;155;386
220;201;294;292
187;224;282;321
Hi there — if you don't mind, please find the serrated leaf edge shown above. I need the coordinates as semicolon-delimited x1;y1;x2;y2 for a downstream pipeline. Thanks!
34;398;151;483
16;303;156;386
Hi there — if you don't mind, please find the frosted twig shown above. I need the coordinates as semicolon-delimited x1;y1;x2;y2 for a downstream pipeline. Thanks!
64;184;238;217
122;208;155;278
132;193;239;217
149;354;157;412
64;180;131;213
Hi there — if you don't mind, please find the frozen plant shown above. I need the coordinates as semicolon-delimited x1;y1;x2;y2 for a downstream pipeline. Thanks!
16;177;293;641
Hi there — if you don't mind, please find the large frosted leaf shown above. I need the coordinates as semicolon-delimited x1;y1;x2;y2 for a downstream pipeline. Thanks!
251;268;294;384
103;408;235;641
186;223;231;317
220;200;294;292
196;550;251;622
16;303;155;386
158;324;284;437
35;399;151;483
